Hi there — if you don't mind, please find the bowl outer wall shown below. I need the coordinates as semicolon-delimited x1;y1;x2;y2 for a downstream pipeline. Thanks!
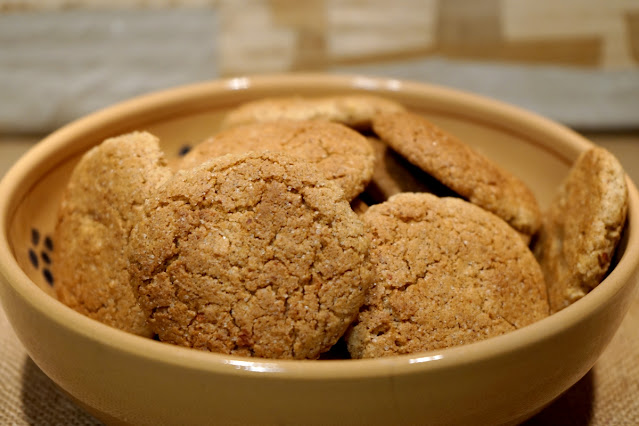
0;74;638;426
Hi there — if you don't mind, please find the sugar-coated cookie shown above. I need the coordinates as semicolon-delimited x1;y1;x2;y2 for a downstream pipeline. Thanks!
347;193;549;358
372;111;541;238
534;147;628;312
128;152;373;359
179;120;375;201
53;132;172;337
221;94;405;130
364;136;451;203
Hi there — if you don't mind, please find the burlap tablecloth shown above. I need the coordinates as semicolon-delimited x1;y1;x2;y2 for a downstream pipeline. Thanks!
1;290;638;425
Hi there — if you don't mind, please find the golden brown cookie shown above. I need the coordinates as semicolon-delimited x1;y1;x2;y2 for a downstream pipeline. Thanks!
347;193;549;359
178;120;376;201
53;132;172;337
372;111;541;237
364;136;451;203
221;94;405;130
128;152;373;359
534;147;628;312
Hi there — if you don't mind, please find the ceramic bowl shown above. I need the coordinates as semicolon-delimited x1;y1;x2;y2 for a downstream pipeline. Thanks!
1;74;638;426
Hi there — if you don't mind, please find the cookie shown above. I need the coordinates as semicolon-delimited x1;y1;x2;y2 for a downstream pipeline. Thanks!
364;136;452;203
372;111;541;238
221;94;405;130
534;147;628;312
347;193;549;358
53;131;172;337
178;120;376;201
128;152;373;359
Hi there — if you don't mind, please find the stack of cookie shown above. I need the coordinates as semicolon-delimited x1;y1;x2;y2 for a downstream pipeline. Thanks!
52;95;628;360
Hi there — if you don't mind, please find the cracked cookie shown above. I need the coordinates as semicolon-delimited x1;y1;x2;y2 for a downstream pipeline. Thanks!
221;94;405;130
53;132;172;337
534;147;628;313
178;120;376;201
372;111;541;239
128;151;373;359
346;193;549;358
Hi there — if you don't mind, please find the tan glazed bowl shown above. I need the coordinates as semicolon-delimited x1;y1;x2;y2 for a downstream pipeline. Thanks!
1;74;638;426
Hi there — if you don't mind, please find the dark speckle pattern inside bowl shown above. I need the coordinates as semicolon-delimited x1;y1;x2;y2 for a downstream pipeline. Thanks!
28;227;54;286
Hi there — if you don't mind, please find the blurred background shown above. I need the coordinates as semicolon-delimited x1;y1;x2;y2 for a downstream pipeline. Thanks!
3;0;638;181
1;1;638;424
1;0;638;134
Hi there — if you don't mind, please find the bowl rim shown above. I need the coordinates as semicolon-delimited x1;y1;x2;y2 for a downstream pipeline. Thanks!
1;73;638;380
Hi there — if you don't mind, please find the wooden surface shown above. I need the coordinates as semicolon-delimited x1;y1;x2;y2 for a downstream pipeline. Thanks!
0;130;638;425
